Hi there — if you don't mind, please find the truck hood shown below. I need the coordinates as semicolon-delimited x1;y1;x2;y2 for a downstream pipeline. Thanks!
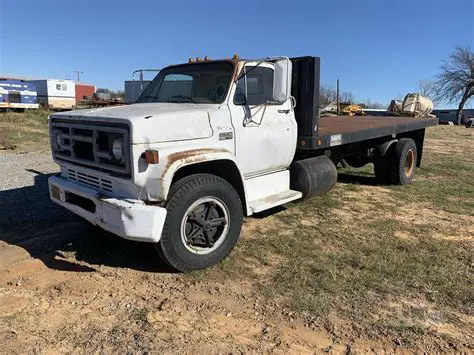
52;103;218;144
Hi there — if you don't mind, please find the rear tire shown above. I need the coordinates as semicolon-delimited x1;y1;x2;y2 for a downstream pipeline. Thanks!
390;138;417;185
155;174;243;272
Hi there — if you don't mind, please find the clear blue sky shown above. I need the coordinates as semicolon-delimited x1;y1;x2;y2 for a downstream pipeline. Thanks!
1;0;473;105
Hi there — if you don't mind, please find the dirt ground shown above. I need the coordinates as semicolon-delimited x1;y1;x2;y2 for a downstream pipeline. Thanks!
0;124;473;353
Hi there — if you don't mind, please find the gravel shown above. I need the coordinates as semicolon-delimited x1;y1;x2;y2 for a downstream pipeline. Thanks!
0;151;58;191
0;151;76;243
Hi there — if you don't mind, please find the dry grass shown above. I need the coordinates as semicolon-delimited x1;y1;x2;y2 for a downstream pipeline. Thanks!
0;109;51;151
200;125;474;349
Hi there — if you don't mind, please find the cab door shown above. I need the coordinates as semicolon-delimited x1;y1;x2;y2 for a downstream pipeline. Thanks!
228;63;297;178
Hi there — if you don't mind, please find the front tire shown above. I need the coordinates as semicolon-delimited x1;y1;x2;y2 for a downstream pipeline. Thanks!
156;174;243;272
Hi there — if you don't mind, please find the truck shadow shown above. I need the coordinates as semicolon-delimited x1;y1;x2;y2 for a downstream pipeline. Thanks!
337;172;379;186
248;172;380;220
0;170;175;274
1;169;380;274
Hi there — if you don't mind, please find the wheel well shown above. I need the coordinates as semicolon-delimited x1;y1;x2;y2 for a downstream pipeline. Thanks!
170;160;247;214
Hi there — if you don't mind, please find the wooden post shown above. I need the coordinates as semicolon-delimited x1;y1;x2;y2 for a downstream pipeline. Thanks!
336;79;340;116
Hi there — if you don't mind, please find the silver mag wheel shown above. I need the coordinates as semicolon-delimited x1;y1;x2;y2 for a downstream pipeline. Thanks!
180;197;230;255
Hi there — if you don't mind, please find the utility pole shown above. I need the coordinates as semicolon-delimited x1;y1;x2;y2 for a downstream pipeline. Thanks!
73;70;83;82
336;79;340;116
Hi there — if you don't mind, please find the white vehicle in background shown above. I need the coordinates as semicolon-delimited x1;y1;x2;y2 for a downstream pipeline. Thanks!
31;79;75;110
48;55;437;272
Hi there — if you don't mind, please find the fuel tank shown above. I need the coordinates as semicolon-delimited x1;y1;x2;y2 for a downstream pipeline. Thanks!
290;156;337;201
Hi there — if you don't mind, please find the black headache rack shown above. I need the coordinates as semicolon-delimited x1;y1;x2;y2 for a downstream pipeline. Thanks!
290;56;321;142
289;56;438;151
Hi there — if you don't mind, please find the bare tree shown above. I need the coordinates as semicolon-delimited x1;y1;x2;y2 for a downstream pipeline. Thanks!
433;46;474;125
319;85;355;106
319;85;337;106
363;99;387;109
96;88;112;94
417;79;436;98
340;91;354;103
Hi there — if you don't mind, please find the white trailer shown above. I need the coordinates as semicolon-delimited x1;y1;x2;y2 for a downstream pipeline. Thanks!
31;79;76;110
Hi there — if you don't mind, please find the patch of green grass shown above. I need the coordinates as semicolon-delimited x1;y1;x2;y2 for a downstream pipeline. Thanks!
0;110;51;150
0;109;51;125
387;154;474;214
24;109;51;124
7;130;49;141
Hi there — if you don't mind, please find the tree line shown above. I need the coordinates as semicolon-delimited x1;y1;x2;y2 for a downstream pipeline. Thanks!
319;85;386;109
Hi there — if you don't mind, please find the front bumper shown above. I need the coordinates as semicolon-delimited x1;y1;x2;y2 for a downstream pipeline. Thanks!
48;175;167;243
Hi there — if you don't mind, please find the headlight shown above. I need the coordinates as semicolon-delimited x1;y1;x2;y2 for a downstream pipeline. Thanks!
55;132;62;149
112;139;123;160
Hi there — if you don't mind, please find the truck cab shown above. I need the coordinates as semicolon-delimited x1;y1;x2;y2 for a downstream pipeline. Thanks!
48;55;437;271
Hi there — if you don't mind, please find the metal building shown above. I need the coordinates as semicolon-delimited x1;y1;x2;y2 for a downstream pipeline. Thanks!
75;82;96;102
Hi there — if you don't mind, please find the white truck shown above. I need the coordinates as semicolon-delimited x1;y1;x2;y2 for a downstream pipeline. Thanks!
48;56;437;271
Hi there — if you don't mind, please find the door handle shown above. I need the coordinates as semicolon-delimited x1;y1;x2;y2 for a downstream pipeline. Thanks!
278;109;290;114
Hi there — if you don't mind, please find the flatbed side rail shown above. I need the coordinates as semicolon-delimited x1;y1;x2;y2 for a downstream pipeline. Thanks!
297;116;438;151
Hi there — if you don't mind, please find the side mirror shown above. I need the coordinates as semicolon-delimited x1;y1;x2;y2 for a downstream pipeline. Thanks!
273;58;292;103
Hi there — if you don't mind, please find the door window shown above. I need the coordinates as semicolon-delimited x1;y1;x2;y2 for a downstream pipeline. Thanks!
234;66;274;106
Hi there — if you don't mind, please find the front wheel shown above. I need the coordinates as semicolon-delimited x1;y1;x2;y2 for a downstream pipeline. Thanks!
156;174;243;272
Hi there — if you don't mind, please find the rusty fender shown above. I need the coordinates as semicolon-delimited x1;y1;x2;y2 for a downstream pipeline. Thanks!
140;148;244;203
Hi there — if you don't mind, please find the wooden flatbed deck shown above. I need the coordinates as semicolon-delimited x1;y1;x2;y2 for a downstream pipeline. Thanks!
298;115;438;150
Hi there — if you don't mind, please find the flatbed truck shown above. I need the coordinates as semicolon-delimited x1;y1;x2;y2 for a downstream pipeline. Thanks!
48;56;437;271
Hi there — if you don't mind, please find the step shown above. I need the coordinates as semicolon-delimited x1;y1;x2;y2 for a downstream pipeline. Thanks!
249;189;302;213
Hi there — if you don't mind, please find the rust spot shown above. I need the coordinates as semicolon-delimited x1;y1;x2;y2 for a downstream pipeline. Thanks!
162;148;230;179
232;61;244;82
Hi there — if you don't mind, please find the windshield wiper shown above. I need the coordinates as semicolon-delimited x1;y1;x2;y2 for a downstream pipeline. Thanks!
235;61;264;82
167;95;197;103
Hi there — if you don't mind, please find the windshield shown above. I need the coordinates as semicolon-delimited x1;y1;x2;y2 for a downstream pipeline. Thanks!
136;62;234;104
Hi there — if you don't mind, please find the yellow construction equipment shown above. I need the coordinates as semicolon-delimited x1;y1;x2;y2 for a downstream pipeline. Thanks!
320;101;366;117
341;104;366;116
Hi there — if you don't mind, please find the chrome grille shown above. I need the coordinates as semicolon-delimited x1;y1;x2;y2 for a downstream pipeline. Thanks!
50;118;131;177
67;168;114;194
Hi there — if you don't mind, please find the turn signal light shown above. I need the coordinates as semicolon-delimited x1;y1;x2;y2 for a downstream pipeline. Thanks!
144;150;159;164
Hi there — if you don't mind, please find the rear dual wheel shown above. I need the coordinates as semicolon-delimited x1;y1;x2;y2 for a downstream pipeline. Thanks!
155;174;243;272
374;138;417;185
